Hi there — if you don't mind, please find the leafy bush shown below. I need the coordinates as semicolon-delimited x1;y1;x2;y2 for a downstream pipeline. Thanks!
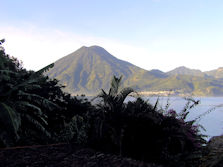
0;40;92;146
0;40;53;146
87;76;206;166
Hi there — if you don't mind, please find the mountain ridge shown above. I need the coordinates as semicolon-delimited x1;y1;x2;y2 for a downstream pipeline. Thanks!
167;66;205;77
47;46;223;96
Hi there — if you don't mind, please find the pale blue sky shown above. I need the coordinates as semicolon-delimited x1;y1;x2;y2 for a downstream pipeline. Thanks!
1;0;223;71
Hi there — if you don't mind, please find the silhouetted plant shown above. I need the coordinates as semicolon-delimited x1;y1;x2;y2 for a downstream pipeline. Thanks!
88;76;134;152
0;40;92;146
0;42;58;146
87;76;206;166
95;75;134;112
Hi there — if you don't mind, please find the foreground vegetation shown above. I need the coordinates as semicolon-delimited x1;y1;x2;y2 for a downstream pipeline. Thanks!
0;40;221;166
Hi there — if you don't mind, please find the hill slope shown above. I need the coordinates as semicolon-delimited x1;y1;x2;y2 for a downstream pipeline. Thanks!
47;46;157;95
167;66;206;77
205;67;223;79
47;46;223;96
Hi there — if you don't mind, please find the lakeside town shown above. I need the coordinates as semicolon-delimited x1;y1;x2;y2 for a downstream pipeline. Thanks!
137;90;191;97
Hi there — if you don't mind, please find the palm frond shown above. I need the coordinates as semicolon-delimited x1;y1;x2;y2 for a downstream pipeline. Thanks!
24;115;51;138
153;97;160;111
97;89;109;103
22;83;42;90
4;78;39;98
17;91;60;111
0;102;21;146
98;89;108;97
117;87;134;105
0;70;19;76
16;101;43;116
109;76;122;96
35;63;54;75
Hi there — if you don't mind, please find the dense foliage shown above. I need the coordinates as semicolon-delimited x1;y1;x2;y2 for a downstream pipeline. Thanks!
0;40;92;146
87;77;206;166
0;40;209;166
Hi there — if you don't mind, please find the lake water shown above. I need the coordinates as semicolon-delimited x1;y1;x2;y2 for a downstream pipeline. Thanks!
126;96;223;141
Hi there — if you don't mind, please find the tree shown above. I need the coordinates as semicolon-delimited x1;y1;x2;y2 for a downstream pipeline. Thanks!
88;76;205;166
96;75;134;112
0;40;58;146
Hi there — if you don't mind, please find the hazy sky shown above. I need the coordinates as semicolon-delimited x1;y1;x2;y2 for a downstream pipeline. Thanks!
1;0;223;72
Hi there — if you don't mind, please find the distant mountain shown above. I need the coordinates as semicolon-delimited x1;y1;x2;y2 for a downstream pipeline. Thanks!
148;69;168;78
167;66;205;77
47;46;223;96
205;67;223;79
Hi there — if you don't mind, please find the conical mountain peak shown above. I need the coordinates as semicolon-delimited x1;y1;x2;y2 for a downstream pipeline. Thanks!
73;45;115;60
79;45;105;50
47;45;149;95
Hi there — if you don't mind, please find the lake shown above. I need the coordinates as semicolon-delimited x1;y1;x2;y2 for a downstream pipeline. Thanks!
126;96;223;141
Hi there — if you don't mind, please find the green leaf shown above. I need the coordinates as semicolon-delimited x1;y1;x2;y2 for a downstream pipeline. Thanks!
0;102;21;146
109;76;122;96
17;91;60;111
153;97;160;111
117;87;134;105
16;101;43;116
35;63;54;75
24;115;51;138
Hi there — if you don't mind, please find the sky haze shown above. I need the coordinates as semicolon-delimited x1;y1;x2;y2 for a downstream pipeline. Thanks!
1;0;223;72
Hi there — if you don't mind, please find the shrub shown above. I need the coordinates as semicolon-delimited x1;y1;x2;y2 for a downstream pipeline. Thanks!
0;40;93;147
87;76;206;166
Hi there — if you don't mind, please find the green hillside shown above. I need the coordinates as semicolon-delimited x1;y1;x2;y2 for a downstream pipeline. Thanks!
47;46;154;95
205;67;223;79
167;66;206;77
47;46;223;96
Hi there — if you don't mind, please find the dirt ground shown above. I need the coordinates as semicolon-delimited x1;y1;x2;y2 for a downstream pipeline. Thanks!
0;143;162;167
